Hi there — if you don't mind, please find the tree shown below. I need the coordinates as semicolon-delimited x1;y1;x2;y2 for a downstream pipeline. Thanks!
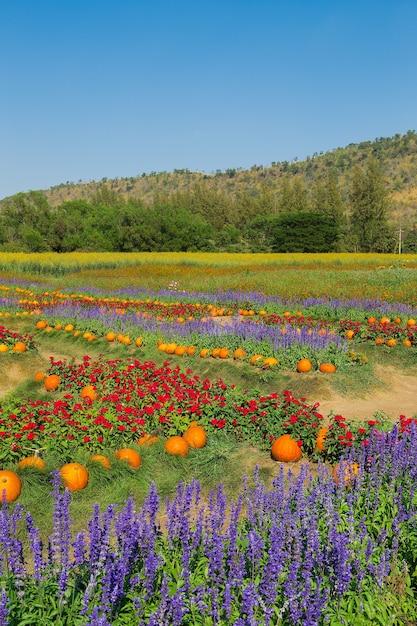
271;212;340;252
348;159;394;252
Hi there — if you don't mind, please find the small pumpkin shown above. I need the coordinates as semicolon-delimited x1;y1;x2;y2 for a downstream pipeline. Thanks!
60;463;89;492
183;425;207;449
319;362;336;374
332;462;359;486
0;470;22;502
80;385;97;401
233;348;247;360
115;448;141;468
296;358;312;373
138;433;159;447
17;455;46;470
386;338;397;347
315;426;328;452
249;354;264;366
12;341;27;353
0;344;9;353
218;348;230;359
165;436;189;457
200;349;210;358
34;371;46;382
262;357;278;369
44;374;60;391
271;434;302;462
91;454;111;469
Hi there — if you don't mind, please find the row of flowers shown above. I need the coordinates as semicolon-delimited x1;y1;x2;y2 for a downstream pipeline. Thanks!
1;424;417;625
0;355;404;465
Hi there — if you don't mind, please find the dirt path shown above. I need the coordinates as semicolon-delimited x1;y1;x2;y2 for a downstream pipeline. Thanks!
311;365;416;423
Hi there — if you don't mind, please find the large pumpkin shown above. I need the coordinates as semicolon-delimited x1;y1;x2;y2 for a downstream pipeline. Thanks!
0;470;22;502
115;448;141;468
271;434;302;462
12;341;27;353
183;425;207;449
165;436;189;457
60;463;89;492
44;374;60;391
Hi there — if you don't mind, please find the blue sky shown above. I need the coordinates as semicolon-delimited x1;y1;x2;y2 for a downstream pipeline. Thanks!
1;0;416;200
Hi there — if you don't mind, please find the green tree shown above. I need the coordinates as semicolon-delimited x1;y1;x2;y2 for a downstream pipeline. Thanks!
348;159;394;252
271;212;340;252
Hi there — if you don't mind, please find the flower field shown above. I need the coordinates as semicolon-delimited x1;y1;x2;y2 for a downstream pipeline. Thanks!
0;252;417;625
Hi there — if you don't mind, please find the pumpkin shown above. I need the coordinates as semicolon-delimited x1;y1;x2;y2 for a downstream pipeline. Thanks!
165;343;177;354
80;385;97;401
407;318;416;328
271;434;302;462
122;335;131;345
0;344;9;353
106;331;116;342
115;448;141;468
34;371;46;382
183;425;207;449
380;317;390;325
174;345;187;356
135;337;143;347
36;320;48;330
367;317;376;324
218;348;230;359
200;349;210;358
17;455;46;470
91;454;111;469
44;374;60;391
233;348;247;360
319;362;336;374
315;426;328;452
262;357;278;369
332;462;359;485
386;338;397;347
296;358;312;373
165;436;189;457
211;347;221;358
12;341;27;353
403;339;412;348
249;354;264;366
64;324;74;332
186;345;196;355
0;470;22;502
138;433;159;447
375;337;385;345
345;329;355;339
60;463;89;492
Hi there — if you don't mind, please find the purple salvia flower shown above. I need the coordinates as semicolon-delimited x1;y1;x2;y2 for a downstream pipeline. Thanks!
25;511;44;580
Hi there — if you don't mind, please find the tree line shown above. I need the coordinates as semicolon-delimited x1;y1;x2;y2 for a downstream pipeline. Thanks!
0;157;415;253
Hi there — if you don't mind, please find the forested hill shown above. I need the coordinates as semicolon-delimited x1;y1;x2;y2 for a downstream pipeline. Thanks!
30;131;417;212
1;131;417;254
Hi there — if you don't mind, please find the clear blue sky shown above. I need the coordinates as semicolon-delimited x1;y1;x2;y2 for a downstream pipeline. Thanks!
1;0;416;200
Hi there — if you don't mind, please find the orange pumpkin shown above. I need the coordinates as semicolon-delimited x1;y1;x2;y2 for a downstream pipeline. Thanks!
375;337;385;345
64;324;74;332
80;385;97;401
0;470;22;502
60;463;89;492
165;343;177;354
12;341;27;353
211;348;221;358
135;337;143;347
233;348;247;360
200;349;210;358
164;436;189;457
332;462;359;485
262;357;278;369
174;345;187;356
319;363;336;374
138;433;159;447
218;348;230;359
36;320;48;330
345;329;355;339
44;374;60;391
115;448;141;468
34;371;46;382
249;354;264;366
91;454;111;469
186;345;196;355
0;344;9;353
106;331;116;342
271;434;302;462
407;318;416;328
380;317;390;325
296;358;312;373
386;338;397;347
17;455;46;470
315;427;328;452
183;425;207;449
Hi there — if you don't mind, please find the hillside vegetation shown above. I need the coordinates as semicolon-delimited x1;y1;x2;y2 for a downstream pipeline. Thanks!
1;131;417;253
